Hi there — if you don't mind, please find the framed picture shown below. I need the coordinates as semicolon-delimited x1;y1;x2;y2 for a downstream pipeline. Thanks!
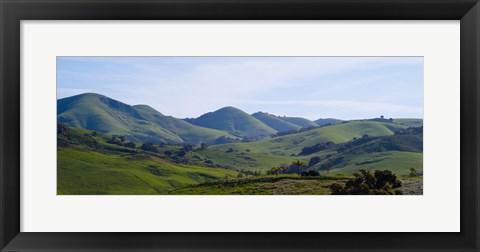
1;0;479;251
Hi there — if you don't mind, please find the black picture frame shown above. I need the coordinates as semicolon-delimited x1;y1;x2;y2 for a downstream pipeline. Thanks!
1;0;479;251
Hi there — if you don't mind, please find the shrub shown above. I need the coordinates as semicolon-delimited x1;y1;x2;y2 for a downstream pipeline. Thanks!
409;168;417;177
301;170;320;177
107;136;122;145
298;141;335;156
141;142;158;153
124;142;136;148
330;169;403;195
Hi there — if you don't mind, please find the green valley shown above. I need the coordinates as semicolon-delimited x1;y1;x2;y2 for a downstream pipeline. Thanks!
57;93;423;195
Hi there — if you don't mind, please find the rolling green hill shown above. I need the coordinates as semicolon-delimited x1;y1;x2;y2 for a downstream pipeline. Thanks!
213;121;409;156
57;122;422;194
57;124;238;195
131;104;238;145
58;148;238;195
393;118;423;127
328;151;422;176
314;118;344;126
185;106;277;140
308;129;423;176
251;112;302;132
57;93;237;145
278;116;318;128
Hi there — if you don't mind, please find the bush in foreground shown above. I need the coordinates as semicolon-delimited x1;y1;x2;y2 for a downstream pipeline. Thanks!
330;169;403;195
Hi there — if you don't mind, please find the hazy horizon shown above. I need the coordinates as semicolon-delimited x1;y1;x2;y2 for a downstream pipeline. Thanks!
57;56;423;120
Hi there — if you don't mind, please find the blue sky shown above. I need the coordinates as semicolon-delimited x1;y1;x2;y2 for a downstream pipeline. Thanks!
57;57;423;120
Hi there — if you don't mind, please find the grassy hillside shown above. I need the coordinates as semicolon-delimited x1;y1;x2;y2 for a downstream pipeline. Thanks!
314;118;344;126
58;93;236;145
57;93;179;139
279;116;318;128
213;121;408;156
58;148;238;194
132;104;237;145
57;123;422;194
57;124;238;195
393;118;423;127
252;112;302;132
307;129;423;176
185;106;276;140
328;151;423;176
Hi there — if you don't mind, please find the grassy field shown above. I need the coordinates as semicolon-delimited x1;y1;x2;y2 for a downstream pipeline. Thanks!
169;174;422;195
169;175;352;195
58;148;238;195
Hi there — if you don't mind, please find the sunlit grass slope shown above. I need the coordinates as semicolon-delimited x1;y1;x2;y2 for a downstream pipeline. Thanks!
57;148;238;195
213;121;408;156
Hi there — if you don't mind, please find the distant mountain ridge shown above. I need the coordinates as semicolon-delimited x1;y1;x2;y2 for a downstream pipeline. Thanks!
185;106;276;140
314;118;344;126
58;93;422;146
57;93;237;145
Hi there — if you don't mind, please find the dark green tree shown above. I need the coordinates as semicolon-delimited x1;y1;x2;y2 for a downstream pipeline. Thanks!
292;160;305;176
409;168;417;177
141;142;158;153
330;169;402;195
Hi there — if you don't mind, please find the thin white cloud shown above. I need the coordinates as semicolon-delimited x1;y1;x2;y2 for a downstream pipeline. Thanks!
58;57;423;119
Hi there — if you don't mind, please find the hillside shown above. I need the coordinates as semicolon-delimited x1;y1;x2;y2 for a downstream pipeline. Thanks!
308;128;423;176
314;118;344;126
213;121;409;156
251;112;302;132
57;122;422;194
131;104;239;145
57;93;237;145
185;106;277;140
57;123;238;195
278;116;318;128
393;118;423;127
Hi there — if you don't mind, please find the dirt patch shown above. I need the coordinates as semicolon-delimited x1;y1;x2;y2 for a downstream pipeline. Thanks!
400;179;423;195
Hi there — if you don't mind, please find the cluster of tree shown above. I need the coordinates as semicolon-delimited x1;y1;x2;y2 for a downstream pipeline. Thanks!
275;160;309;175
266;166;283;176
57;122;98;148
107;136;136;149
370;116;394;123
306;153;336;168
409;168;418;177
140;142;158;153
199;143;208;151
300;170;320;177
162;144;197;158
270;130;298;138
279;162;307;175
330;169;403;195
336;134;374;153
267;160;323;177
237;170;262;179
298;141;335;156
395;126;423;135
